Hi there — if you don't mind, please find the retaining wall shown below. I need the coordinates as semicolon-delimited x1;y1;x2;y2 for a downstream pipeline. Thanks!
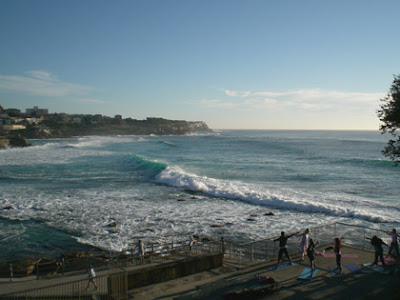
127;254;223;289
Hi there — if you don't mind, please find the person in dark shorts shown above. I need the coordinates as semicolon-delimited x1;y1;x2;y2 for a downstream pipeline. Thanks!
273;231;298;268
307;238;318;271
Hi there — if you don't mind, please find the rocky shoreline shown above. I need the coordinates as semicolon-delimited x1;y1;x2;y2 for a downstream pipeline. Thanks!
0;136;32;149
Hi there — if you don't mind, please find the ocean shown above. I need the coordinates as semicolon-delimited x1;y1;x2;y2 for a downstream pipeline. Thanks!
0;130;399;262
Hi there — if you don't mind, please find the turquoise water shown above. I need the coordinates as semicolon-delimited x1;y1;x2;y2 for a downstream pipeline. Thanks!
0;130;399;261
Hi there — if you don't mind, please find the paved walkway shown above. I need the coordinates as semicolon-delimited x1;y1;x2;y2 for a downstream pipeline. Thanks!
0;256;178;297
1;245;399;299
128;245;400;299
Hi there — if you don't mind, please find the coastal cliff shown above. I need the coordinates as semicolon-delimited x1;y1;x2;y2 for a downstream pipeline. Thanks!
20;117;212;139
0;106;212;147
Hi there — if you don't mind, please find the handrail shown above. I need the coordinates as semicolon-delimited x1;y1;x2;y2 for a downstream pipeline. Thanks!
239;222;337;246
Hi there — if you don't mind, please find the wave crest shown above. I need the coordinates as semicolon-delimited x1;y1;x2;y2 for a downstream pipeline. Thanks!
125;154;167;176
156;167;391;223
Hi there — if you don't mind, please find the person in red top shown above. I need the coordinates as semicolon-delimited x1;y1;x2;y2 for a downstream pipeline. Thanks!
334;237;344;275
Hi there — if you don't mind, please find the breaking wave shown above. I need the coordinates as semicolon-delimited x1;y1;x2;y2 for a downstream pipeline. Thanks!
155;166;393;223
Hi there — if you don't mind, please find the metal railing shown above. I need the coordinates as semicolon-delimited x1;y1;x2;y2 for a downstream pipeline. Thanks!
4;239;208;281
1;268;127;300
221;222;392;263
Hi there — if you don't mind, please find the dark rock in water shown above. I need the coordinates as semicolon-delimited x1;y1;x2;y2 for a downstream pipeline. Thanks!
247;218;256;222
190;196;199;199
211;224;222;228
145;228;155;232
177;199;186;202
32;206;47;211
264;212;274;216
107;221;118;227
250;214;258;217
9;136;32;148
62;251;93;260
2;205;14;210
225;222;234;226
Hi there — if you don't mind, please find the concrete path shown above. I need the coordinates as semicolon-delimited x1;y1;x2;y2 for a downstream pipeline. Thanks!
128;245;400;299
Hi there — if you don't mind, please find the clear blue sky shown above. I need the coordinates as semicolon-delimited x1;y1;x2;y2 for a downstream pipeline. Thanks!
1;0;399;130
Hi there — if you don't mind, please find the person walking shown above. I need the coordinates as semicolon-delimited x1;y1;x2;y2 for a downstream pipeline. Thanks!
86;265;97;290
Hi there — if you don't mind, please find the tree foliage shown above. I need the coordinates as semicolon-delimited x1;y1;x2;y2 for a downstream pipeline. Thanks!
377;74;400;164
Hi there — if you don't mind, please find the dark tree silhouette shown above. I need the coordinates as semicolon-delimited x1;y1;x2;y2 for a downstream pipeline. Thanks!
377;74;400;164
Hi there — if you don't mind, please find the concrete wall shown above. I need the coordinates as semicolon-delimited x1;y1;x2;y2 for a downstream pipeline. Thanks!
127;254;223;290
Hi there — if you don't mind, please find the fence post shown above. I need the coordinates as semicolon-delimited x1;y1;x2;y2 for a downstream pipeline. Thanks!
36;261;40;280
62;257;65;276
9;263;13;281
334;223;337;238
363;228;366;250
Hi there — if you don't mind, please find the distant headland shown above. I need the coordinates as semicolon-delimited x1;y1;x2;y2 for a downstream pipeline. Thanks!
0;105;212;148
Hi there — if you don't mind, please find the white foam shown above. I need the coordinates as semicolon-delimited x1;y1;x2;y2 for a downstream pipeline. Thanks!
0;138;116;166
72;135;145;148
155;167;395;223
0;176;393;253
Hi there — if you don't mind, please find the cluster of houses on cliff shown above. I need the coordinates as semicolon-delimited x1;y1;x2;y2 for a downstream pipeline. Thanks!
0;105;211;140
0;105;48;132
0;105;127;134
